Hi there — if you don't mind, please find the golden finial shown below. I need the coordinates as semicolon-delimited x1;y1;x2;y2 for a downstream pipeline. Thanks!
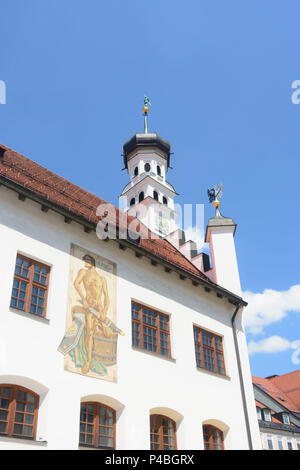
143;95;151;114
208;183;223;214
143;95;151;133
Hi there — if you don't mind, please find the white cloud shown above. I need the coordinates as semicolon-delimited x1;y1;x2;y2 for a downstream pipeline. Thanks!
248;336;292;355
243;284;300;334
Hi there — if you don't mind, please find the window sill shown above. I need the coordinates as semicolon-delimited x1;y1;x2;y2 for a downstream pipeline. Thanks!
78;445;115;451
196;366;231;380
0;435;48;446
10;307;50;324
132;345;176;363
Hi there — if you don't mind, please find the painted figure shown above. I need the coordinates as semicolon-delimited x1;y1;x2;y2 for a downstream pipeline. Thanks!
72;254;112;374
58;247;123;381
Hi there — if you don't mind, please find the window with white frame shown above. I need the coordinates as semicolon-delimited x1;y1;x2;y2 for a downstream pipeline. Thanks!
267;435;273;450
263;409;271;422
277;437;283;450
256;407;262;420
282;413;290;425
287;439;293;450
296;439;300;450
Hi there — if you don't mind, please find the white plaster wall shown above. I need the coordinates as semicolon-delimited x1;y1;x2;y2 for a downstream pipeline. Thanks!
0;186;260;450
207;226;242;296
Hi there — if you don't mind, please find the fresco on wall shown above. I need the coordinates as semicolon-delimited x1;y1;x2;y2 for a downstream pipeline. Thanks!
58;244;123;382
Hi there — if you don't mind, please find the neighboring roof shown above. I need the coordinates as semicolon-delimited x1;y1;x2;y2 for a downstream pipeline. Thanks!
255;398;300;434
253;372;300;414
255;400;296;425
0;142;246;306
268;370;300;411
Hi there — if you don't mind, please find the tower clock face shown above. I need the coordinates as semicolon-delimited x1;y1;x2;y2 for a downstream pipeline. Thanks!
155;214;169;235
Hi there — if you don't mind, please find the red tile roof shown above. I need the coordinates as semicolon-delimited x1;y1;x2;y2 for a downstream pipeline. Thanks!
0;143;222;289
253;371;300;413
268;370;300;410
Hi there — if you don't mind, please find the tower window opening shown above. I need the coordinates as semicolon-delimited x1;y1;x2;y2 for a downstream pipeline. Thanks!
153;191;158;201
139;192;144;202
157;165;161;176
144;163;151;172
134;166;138;177
130;198;135;206
163;196;168;205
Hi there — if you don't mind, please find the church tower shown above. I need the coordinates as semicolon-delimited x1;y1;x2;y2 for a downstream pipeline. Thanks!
119;99;177;237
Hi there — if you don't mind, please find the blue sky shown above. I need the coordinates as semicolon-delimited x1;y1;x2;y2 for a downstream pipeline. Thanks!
1;0;299;377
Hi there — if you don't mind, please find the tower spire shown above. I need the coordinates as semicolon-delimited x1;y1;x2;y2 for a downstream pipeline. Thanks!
143;95;151;134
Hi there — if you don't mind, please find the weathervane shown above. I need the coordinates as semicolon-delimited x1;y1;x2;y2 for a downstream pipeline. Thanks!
207;183;223;215
143;95;151;133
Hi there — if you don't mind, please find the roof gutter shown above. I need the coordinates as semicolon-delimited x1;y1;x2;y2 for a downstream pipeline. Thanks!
232;302;253;450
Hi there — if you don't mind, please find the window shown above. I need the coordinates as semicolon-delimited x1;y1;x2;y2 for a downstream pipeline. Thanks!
282;413;290;425
144;163;151;172
256;407;262;420
131;302;171;357
130;197;135;206
267;435;273;450
296;439;300;450
193;326;225;375
287;439;293;450
10;254;50;317
134;166;138;176
153;190;158;201
0;385;39;439
79;402;115;449
163;196;168;205
157;165;161;176
203;425;224;450
263;409;271;422
139;192;144;202
150;415;176;450
277;437;283;450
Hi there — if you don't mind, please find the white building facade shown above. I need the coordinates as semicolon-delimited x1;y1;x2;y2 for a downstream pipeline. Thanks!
0;122;261;450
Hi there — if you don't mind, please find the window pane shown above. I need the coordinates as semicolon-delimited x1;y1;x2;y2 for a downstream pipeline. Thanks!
17;390;26;402
25;414;34;425
15;412;25;423
0;410;8;421
16;402;25;412
0;421;7;433
23;425;33;436
0;399;10;409
13;424;23;435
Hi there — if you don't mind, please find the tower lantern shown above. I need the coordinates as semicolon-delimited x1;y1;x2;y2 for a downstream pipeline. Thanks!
119;98;177;237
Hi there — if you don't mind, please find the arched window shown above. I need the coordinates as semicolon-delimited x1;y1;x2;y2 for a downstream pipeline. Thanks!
0;384;39;439
79;402;115;449
157;165;161;176
203;425;224;450
144;163;151;172
163;196;168;205
139;192;144;202
150;414;177;450
153;191;158;201
130;197;135;206
134;166;138;177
